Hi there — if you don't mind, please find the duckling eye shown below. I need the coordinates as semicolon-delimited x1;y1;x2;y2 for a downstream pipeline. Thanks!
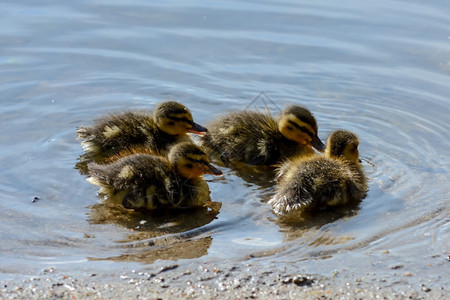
286;126;293;131
349;145;358;153
185;163;193;168
167;121;175;126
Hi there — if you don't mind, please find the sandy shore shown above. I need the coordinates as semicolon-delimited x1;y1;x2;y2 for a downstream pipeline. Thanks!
1;259;447;299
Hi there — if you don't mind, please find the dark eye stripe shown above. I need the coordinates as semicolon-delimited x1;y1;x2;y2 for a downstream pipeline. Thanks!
288;120;314;138
170;108;188;115
186;157;209;165
186;148;205;156
168;116;193;125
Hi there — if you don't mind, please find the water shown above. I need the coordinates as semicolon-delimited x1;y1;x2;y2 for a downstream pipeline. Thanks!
0;0;449;289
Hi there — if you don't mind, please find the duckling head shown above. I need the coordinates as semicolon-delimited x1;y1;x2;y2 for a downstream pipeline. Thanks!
154;101;208;136
168;142;223;179
277;105;325;152
325;130;360;163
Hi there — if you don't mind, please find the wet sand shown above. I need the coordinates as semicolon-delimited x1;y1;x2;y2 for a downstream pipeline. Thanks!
1;259;447;299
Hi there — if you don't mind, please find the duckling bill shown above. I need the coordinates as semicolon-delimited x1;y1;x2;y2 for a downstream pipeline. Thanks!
77;101;207;163
269;130;368;216
86;142;222;210
200;105;325;166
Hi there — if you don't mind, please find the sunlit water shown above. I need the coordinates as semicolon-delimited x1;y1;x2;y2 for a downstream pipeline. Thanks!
1;0;449;288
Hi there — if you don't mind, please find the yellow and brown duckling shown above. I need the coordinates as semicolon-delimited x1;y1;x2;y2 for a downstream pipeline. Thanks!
77;101;208;163
268;130;368;216
86;142;223;210
200;105;325;166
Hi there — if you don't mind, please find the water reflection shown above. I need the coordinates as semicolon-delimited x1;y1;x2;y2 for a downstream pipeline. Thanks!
88;202;219;236
89;236;212;264
271;206;360;242
87;202;219;263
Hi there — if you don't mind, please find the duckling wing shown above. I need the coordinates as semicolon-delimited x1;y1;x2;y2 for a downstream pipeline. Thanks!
86;154;160;190
202;111;281;165
87;154;182;209
78;111;175;159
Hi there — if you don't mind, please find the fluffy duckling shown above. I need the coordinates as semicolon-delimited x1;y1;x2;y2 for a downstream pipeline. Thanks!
200;105;325;166
86;142;223;210
268;130;368;216
77;101;207;162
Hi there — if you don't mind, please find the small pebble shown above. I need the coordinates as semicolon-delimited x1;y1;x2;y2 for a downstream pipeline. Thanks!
159;265;178;273
281;278;292;284
292;276;314;286
390;264;404;270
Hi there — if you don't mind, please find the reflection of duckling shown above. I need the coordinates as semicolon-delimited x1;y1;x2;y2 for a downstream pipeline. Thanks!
77;101;207;162
200;105;325;166
86;142;223;210
269;130;368;216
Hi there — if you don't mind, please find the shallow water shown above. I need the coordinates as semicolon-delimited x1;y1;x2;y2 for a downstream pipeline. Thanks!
0;0;449;289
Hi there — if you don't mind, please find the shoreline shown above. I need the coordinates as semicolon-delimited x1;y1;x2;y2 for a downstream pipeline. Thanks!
1;260;447;299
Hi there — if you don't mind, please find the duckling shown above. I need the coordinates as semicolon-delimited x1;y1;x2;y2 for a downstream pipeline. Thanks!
86;142;223;210
200;105;325;166
268;130;368;216
76;101;207;163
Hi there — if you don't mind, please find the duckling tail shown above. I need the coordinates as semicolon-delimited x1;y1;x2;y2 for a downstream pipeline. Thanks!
76;126;92;140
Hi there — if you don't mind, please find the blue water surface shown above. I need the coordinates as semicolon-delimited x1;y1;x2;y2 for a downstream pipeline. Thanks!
0;0;448;289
